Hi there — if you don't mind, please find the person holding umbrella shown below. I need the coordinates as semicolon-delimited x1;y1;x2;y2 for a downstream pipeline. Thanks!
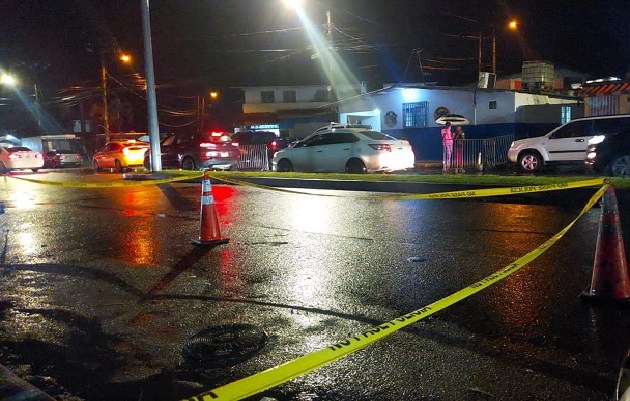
453;125;465;172
440;122;453;172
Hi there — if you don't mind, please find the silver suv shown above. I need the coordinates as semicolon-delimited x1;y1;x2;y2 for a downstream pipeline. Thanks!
507;115;630;172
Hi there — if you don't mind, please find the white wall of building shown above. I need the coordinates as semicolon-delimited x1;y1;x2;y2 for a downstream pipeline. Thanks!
339;87;580;129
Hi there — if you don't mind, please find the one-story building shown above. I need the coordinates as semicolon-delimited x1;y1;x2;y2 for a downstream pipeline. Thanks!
336;85;583;161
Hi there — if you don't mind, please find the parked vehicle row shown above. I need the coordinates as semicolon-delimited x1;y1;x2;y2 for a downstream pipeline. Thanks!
507;114;630;177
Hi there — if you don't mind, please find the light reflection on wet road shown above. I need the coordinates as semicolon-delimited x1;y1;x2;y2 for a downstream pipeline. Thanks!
0;173;628;400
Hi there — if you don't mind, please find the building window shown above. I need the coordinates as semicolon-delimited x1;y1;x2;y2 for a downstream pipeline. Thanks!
283;90;297;103
261;91;275;103
561;106;572;124
489;101;497;109
314;89;329;102
403;101;429;128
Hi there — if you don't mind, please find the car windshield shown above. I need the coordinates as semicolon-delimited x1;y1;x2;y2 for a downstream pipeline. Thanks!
7;147;32;152
359;130;397;141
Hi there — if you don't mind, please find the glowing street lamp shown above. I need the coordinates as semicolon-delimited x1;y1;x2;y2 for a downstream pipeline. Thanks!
119;53;132;63
508;20;519;31
0;73;16;86
282;0;303;9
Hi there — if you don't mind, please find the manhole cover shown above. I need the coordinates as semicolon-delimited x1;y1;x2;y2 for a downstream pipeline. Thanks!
182;323;267;368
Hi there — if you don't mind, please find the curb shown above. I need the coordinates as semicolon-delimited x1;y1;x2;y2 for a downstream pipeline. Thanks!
0;364;54;401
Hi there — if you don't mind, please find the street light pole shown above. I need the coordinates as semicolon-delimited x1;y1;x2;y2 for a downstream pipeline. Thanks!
140;0;162;172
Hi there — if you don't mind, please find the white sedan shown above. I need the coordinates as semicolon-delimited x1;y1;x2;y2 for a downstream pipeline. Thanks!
272;125;415;173
0;146;44;174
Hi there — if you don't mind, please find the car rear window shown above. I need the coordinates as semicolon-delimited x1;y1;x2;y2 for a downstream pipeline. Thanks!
232;131;277;145
7;147;31;152
359;130;397;141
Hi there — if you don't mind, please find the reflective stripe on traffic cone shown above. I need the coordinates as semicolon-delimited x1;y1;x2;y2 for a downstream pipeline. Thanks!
192;170;229;247
580;185;630;303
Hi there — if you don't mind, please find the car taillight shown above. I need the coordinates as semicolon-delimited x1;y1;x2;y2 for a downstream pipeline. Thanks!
122;147;130;155
34;153;42;158
269;140;278;151
210;131;224;137
8;153;20;159
368;144;392;152
200;142;217;149
231;142;239;147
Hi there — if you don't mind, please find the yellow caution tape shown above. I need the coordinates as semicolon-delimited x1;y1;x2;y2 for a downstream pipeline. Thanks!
181;184;609;401
207;173;605;200
4;172;203;188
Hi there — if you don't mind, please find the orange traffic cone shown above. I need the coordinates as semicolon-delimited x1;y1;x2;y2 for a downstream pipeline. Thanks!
192;170;229;247
580;185;630;303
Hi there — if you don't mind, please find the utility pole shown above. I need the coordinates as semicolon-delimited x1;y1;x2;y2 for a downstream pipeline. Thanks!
141;0;162;172
478;33;482;76
492;24;497;74
325;9;334;102
100;53;110;143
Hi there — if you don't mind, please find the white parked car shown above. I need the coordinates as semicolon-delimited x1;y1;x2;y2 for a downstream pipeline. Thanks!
507;115;630;173
0;146;44;174
272;125;415;173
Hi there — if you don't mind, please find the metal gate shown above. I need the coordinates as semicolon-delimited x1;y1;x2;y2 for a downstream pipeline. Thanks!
236;145;270;171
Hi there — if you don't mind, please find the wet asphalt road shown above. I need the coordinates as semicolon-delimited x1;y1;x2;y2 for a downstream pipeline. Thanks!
1;170;630;401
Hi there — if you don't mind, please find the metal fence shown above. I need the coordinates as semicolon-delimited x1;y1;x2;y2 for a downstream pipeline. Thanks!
443;134;515;172
236;144;270;171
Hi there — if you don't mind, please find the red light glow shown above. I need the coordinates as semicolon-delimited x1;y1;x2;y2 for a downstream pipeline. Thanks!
368;144;392;152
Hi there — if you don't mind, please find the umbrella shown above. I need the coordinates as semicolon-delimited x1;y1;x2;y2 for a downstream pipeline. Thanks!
435;114;470;125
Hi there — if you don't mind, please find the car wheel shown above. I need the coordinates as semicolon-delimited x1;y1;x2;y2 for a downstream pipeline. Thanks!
93;160;101;173
182;157;197;170
114;159;123;173
518;151;542;173
345;158;367;174
610;155;630;178
277;159;293;172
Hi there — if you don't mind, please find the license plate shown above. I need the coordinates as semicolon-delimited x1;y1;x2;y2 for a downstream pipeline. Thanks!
220;152;229;157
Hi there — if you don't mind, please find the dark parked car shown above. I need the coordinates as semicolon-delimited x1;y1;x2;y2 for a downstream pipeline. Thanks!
585;130;630;177
44;149;83;168
144;132;240;171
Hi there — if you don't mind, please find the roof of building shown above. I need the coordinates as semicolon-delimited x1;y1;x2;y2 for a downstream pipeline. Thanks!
578;82;630;96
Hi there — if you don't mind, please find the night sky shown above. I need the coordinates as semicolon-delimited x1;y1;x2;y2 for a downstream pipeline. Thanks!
1;0;629;134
